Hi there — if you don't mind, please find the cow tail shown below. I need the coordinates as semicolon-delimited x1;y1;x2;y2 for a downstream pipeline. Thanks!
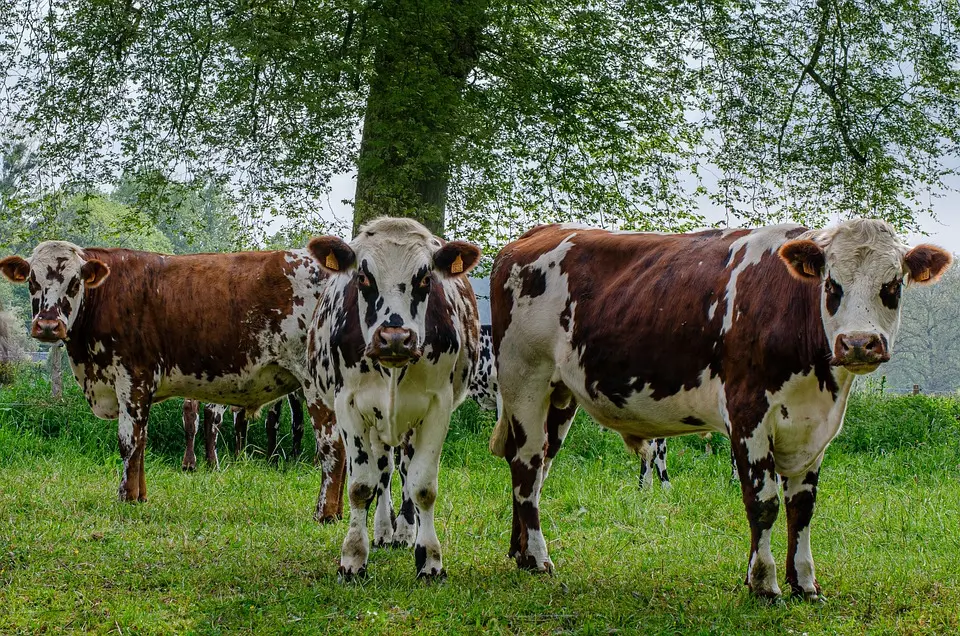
488;416;509;457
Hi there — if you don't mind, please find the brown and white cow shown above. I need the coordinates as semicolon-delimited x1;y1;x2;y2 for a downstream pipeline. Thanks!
306;217;481;579
0;242;345;519
489;219;950;600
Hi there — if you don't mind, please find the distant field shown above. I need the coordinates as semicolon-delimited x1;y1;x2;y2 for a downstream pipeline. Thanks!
1;367;960;634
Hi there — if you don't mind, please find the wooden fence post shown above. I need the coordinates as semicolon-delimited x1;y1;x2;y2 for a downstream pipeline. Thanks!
49;342;63;398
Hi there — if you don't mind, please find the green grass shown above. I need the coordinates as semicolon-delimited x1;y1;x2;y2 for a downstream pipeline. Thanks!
1;372;960;634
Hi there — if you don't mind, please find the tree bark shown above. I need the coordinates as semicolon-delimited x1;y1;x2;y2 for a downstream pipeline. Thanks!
352;0;488;237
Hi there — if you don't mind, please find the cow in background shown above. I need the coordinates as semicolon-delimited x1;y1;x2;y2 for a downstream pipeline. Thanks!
489;219;950;600
0;242;346;521
307;217;480;579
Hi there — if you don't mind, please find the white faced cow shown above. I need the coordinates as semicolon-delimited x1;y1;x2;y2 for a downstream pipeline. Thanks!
489;219;950;600
0;242;344;519
307;217;481;580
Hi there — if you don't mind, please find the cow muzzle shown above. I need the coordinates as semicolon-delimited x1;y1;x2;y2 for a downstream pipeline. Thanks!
832;331;890;374
367;326;421;368
31;318;67;343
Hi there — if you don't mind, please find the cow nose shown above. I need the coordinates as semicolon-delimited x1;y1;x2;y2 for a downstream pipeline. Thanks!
833;332;889;372
31;318;65;342
368;326;420;367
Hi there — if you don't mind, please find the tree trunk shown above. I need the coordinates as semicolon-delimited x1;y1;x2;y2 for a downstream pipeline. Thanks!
49;342;63;398
352;0;488;237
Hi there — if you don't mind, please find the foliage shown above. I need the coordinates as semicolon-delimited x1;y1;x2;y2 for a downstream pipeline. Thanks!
2;0;958;251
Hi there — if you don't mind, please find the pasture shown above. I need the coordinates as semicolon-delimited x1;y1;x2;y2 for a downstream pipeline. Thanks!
1;368;960;634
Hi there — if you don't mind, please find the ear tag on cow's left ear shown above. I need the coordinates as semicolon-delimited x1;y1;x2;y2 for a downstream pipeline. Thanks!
451;254;464;274
803;262;817;277
917;268;931;282
325;251;339;271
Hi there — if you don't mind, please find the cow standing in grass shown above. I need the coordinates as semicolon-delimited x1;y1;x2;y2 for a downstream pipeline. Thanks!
0;242;344;519
307;217;480;579
489;219;950;600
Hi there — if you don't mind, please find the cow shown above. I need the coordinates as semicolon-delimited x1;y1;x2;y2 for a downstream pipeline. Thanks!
182;390;307;470
470;323;674;488
488;219;951;600
0;242;346;521
306;217;481;580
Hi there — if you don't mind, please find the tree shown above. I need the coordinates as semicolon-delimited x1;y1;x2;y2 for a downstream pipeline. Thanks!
1;0;958;254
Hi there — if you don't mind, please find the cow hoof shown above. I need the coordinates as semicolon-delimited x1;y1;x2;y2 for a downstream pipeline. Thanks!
417;567;447;583
516;554;554;574
338;565;367;582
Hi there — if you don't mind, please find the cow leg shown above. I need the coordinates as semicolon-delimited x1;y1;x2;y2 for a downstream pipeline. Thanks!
504;403;553;573
309;401;346;523
394;433;417;548
784;459;823;601
234;409;248;457
338;418;382;578
289;393;304;459
203;405;223;470
406;411;449;580
181;400;199;471
731;423;781;599
117;386;152;503
372;443;397;548
265;400;283;463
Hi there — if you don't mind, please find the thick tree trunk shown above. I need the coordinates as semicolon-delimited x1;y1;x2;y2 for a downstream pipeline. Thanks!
352;0;488;237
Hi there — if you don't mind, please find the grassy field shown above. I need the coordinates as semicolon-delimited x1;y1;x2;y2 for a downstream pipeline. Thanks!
1;366;960;634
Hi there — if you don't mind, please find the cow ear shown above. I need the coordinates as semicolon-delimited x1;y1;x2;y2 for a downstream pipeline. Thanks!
904;244;952;285
434;241;481;278
778;240;825;282
308;236;356;274
80;259;110;288
0;256;30;283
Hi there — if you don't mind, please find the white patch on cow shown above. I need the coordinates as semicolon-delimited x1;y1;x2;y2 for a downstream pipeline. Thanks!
722;224;803;335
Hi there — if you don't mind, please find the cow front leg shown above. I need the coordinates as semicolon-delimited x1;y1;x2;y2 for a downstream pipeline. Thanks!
372;443;396;548
407;413;450;580
117;392;151;503
732;429;781;598
265;400;283;462
393;433;417;548
181;400;199;471
289;393;305;459
309;402;346;523
338;415;378;578
233;409;248;457
202;405;223;469
784;461;822;601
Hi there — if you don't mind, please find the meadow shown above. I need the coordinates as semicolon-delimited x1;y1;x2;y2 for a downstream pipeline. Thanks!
1;365;960;634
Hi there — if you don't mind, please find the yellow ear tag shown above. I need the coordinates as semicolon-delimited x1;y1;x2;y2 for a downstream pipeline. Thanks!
325;251;339;271
802;262;817;277
918;268;931;282
451;254;464;274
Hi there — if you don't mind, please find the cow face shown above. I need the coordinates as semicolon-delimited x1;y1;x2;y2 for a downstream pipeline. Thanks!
779;220;951;374
308;217;480;368
0;241;110;343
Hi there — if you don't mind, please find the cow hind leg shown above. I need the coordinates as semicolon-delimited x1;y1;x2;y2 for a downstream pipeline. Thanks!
784;461;823;602
373;444;397;548
732;429;781;599
181;400;199;471
393;434;417;548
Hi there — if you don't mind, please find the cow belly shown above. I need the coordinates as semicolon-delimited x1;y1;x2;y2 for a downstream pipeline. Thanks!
155;364;300;410
564;364;727;439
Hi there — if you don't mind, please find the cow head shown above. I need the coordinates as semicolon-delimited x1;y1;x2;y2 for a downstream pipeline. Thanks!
779;219;951;375
308;217;480;368
0;241;110;343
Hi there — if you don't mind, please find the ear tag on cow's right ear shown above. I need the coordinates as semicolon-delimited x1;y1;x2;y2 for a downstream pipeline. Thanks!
325;251;339;271
803;262;817;277
917;268;931;282
451;254;464;274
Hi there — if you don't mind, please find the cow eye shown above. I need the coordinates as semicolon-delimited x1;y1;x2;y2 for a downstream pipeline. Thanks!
419;274;432;289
